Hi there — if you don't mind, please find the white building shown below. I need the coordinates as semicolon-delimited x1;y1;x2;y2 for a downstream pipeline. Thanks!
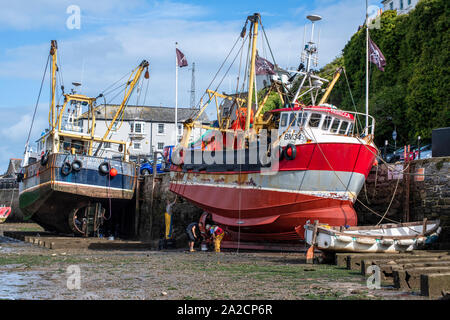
255;65;292;92
382;0;419;15
79;105;209;159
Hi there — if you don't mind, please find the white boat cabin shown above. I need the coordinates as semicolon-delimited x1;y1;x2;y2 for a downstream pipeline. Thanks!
273;104;357;147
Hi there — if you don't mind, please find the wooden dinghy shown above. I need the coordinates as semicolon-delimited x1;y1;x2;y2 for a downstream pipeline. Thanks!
300;219;441;253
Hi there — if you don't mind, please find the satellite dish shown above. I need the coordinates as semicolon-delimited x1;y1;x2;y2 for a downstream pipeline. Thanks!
307;15;322;22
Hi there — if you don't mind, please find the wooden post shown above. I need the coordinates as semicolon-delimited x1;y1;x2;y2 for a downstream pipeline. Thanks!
134;155;141;238
148;151;158;240
403;145;410;222
306;220;319;264
422;218;428;235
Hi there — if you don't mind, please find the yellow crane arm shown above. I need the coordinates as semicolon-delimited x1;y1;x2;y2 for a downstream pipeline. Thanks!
318;67;343;105
94;60;149;155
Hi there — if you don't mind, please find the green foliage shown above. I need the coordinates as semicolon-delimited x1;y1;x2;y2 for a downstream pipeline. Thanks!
257;87;283;114
322;0;449;146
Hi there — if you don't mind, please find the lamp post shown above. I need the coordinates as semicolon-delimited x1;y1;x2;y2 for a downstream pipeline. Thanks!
417;135;421;160
387;116;397;150
384;140;388;160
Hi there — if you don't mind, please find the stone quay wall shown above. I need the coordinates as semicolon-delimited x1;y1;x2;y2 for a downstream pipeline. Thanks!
355;157;450;243
137;174;203;247
0;178;23;221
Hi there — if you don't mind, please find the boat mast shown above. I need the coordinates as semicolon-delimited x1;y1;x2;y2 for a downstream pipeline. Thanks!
175;42;179;146
50;40;58;132
245;13;260;134
365;0;369;135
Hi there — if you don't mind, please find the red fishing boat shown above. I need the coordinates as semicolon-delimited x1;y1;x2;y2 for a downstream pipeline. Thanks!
169;13;377;245
0;206;12;224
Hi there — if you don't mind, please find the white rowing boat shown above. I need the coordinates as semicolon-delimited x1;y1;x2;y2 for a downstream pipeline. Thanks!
301;219;441;253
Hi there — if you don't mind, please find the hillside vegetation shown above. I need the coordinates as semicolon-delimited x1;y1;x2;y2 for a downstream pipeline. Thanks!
320;0;449;147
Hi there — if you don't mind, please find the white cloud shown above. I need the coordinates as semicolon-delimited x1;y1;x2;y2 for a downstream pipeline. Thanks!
0;105;48;172
0;0;145;30
0;0;371;170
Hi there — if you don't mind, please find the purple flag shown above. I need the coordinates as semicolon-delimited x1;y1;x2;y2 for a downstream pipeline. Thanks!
255;53;275;75
368;37;386;72
176;48;188;68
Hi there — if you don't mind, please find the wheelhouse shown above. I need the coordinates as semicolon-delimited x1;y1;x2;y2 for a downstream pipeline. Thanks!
274;104;356;138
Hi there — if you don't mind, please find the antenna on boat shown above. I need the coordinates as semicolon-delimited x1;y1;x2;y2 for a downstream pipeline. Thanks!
305;14;321;72
71;82;81;94
365;0;370;136
316;27;321;68
291;14;323;105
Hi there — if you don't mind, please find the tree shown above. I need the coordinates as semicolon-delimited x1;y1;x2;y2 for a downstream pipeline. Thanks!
314;0;449;147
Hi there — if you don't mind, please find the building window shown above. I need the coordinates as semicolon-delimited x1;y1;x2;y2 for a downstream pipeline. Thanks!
134;143;141;150
131;122;144;133
158;124;164;134
400;0;403;10
407;0;411;5
157;142;164;150
390;2;393;10
104;142;111;149
178;124;182;136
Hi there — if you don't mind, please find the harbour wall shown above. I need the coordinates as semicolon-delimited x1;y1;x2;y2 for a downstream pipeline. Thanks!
0;179;23;221
355;157;450;243
136;174;203;247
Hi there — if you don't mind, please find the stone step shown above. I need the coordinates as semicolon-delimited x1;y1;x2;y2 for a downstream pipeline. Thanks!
421;273;450;299
393;267;450;291
362;255;450;275
336;251;450;270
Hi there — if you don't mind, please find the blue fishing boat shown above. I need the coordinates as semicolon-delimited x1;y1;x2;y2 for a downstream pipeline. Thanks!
18;40;149;236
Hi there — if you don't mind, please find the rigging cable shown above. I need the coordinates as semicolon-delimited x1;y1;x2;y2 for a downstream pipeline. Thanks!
25;54;51;154
188;31;247;120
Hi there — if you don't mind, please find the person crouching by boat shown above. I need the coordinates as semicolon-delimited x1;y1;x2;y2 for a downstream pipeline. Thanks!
208;225;225;252
186;221;203;252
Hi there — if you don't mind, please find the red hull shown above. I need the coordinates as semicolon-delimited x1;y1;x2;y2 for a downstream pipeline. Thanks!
170;182;357;241
170;141;376;242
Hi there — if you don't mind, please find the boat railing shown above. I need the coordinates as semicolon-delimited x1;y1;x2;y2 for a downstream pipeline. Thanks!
300;107;376;137
62;124;83;133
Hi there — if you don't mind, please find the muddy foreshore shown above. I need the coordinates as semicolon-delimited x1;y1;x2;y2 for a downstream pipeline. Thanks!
0;223;426;300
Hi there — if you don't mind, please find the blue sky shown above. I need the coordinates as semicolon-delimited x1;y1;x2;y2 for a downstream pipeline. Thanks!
0;0;380;171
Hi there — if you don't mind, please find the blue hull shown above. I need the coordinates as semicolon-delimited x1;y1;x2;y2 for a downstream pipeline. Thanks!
19;153;137;234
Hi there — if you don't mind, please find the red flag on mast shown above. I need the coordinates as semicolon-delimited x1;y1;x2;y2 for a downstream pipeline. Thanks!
368;36;386;71
255;53;275;75
176;48;188;68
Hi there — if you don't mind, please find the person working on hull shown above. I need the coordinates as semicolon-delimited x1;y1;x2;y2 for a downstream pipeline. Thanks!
207;224;225;252
165;196;177;241
186;221;203;252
